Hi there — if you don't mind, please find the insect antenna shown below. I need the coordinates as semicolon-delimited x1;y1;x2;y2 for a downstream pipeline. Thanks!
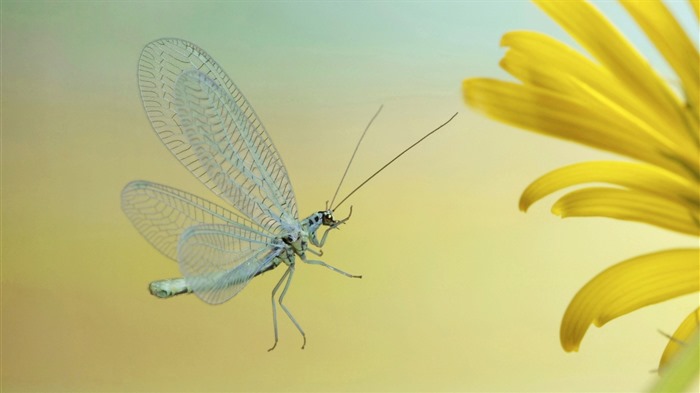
329;105;384;209
332;112;458;211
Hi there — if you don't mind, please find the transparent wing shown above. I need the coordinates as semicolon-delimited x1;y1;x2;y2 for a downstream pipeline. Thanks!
178;223;284;304
137;38;297;228
174;69;296;232
121;180;271;261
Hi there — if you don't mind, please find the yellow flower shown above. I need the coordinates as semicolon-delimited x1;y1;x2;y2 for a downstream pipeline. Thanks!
463;0;699;380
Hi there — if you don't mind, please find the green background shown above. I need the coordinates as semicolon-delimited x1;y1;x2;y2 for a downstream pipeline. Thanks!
2;1;698;391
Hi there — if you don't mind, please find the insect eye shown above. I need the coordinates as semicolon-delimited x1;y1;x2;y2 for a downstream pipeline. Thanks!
321;212;335;226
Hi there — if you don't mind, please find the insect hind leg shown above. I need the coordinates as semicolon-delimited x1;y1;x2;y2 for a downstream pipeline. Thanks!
268;264;306;351
268;267;290;351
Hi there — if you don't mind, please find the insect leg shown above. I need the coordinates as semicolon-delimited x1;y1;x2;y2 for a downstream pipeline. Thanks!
268;266;291;352
314;227;335;248
300;253;362;279
307;248;324;257
278;264;306;349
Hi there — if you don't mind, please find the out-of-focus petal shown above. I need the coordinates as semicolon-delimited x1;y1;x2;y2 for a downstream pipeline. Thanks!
659;308;700;371
463;78;686;174
500;31;696;158
650;329;699;392
520;161;699;212
533;0;691;147
560;249;700;352
499;31;612;99
621;0;699;119
552;187;699;236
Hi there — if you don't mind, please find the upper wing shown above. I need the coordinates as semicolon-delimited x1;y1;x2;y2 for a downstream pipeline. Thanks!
137;38;298;229
173;69;298;232
178;224;284;304
121;180;270;261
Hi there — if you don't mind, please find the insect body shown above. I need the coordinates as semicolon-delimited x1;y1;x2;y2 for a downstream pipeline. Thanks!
123;38;456;350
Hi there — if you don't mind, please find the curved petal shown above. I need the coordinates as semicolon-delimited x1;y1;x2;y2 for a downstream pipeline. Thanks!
659;308;700;371
552;187;699;236
620;0;699;118
463;78;687;174
499;31;613;99
499;31;695;157
520;161;699;212
533;0;691;147
560;249;700;352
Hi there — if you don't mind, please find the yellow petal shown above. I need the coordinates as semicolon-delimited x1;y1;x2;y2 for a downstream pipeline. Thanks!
691;0;699;22
500;31;696;159
569;77;697;166
552;187;699;236
463;78;689;176
533;0;691;148
499;31;611;99
520;161;699;212
620;0;699;118
560;249;700;352
659;308;700;371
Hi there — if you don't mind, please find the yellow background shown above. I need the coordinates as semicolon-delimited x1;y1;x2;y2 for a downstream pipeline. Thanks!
2;1;698;391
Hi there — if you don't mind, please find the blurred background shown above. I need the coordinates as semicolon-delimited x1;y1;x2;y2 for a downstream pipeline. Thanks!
2;1;698;391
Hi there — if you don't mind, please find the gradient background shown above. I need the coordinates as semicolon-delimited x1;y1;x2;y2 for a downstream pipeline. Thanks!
2;1;698;391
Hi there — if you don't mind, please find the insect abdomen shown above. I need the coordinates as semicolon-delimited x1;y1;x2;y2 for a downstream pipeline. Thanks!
149;278;192;298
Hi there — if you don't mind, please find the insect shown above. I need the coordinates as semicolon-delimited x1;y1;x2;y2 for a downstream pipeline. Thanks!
122;38;457;350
